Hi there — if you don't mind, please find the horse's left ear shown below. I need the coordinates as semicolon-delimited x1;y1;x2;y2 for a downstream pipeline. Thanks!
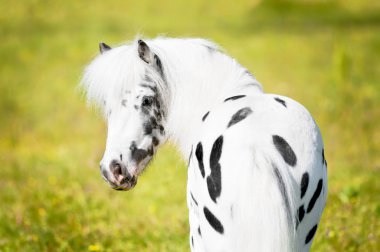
138;40;163;75
99;42;111;54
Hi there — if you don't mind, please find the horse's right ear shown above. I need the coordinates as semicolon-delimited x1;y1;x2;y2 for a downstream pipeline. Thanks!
99;42;111;54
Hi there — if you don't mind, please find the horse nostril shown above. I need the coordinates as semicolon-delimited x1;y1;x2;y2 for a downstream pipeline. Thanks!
110;160;123;177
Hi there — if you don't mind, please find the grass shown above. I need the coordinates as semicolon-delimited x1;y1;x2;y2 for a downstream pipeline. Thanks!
0;0;379;251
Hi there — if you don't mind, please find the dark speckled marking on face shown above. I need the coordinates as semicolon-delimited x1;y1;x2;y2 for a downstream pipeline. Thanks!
154;109;162;121
121;99;127;107
159;125;165;135
129;141;149;164
143;117;158;135
152;136;159;146
143;122;153;135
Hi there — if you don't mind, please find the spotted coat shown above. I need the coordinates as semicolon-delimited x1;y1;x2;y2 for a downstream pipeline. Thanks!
187;93;327;252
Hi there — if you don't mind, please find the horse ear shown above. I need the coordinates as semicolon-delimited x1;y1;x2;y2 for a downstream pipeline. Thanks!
137;40;155;64
99;42;111;54
138;40;163;76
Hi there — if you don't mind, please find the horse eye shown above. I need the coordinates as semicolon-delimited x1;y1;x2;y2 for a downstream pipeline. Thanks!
141;96;153;107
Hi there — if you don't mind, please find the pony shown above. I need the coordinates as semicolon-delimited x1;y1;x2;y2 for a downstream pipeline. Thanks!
81;37;327;252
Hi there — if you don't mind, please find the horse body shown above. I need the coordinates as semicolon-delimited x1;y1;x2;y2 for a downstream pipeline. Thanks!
82;37;327;252
187;92;327;252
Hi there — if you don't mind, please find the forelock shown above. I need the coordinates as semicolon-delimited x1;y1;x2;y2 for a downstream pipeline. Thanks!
81;43;143;117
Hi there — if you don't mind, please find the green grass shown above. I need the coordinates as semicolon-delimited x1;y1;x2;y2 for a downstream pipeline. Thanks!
0;0;379;251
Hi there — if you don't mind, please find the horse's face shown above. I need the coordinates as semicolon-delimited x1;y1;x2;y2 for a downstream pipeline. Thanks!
98;40;167;191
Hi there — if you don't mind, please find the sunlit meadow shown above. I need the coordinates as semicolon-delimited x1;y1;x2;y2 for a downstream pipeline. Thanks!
0;0;379;251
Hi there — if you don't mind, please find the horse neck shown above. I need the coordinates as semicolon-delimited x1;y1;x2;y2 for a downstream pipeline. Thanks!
162;48;262;160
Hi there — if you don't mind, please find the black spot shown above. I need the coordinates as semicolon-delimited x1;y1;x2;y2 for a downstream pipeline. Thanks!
207;136;223;203
143;117;158;135
147;145;154;156
272;135;297;167
134;105;139;110
154;109;162;121
274;97;287;107
159;125;165;135
191;236;194;247
197;226;202;236
307;179;323;213
305;224;318;244
130;141;149;163
190;192;198;206
121;99;127;107
195;142;205;178
143;122;153;135
152;136;159;146
120;154;123;161
202;111;210;121
273;165;291;224
296;205;305;229
301;172;309;199
227;107;252;128
224;95;246;102
141;96;154;107
156;100;161;109
203;207;224;234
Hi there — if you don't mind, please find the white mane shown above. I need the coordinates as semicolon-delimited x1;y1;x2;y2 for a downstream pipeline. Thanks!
81;37;262;154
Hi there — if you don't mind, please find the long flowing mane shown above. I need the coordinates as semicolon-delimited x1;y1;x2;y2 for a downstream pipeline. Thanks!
81;38;262;120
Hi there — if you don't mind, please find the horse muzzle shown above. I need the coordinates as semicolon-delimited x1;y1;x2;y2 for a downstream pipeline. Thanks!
100;160;138;191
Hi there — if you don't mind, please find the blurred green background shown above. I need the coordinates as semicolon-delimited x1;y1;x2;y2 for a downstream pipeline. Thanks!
1;0;379;251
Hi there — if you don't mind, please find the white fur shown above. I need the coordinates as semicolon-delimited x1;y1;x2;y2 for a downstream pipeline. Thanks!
81;37;327;252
